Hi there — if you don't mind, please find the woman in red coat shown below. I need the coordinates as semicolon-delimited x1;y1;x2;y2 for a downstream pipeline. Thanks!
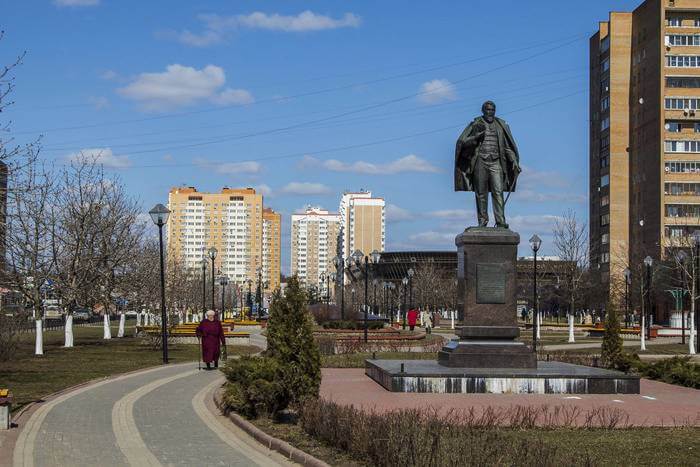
407;308;418;331
196;310;226;370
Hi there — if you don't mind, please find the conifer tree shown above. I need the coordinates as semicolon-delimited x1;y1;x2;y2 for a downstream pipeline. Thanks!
601;301;624;369
266;275;321;403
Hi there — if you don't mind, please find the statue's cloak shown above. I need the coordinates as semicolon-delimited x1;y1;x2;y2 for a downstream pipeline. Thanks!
454;116;520;192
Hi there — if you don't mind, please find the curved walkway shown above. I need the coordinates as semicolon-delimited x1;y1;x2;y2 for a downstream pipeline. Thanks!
11;360;292;466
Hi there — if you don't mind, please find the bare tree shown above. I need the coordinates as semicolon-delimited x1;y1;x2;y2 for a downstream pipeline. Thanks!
552;209;588;318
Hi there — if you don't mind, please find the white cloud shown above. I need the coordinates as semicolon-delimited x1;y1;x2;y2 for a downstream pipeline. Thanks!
386;204;414;223
168;11;361;47
418;79;457;105
67;148;131;169
194;158;262;176
88;96;109;110
117;64;253;111
231;11;361;32
408;231;456;246
215;88;255;105
428;209;472;220
300;154;439;175
54;0;99;6
508;214;562;232
518;165;570;190
516;189;586;204
279;182;331;196
254;184;273;197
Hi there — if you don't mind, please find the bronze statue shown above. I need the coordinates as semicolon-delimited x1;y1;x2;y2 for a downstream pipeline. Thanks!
454;101;521;228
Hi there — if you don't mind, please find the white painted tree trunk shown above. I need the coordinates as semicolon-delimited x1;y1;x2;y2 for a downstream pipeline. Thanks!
536;312;541;340
136;312;142;327
64;314;74;348
103;314;112;339
568;314;575;343
451;310;455;329
640;313;646;351
117;313;125;338
178;311;183;325
35;319;43;355
145;313;150;326
690;311;696;355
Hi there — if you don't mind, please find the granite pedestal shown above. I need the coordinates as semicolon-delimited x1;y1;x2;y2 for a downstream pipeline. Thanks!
438;227;536;368
366;360;640;394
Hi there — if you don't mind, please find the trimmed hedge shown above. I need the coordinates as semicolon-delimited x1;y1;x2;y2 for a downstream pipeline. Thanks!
322;320;384;330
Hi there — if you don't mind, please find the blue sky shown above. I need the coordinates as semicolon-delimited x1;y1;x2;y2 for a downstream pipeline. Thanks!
4;0;643;273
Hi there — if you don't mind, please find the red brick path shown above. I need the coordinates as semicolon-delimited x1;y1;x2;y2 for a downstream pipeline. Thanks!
320;368;700;426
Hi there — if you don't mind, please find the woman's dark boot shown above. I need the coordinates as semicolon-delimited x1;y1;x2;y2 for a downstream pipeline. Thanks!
206;362;211;370
214;359;219;369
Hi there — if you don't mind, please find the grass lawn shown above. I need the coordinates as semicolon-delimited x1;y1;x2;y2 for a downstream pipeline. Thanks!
2;324;259;412
247;414;700;466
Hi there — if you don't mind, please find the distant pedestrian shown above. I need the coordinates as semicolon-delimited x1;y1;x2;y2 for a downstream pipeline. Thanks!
407;308;418;331
196;310;227;370
422;310;432;334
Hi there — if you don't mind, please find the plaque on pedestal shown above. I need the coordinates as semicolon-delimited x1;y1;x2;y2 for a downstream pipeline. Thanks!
438;227;537;368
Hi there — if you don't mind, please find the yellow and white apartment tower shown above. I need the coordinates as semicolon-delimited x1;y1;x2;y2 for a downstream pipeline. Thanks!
338;191;386;271
290;207;340;296
591;0;700;304
167;187;280;293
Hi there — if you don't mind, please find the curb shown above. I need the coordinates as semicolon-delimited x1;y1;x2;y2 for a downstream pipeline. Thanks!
213;391;329;467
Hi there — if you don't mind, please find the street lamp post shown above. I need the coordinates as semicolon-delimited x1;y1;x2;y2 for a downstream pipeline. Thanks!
623;267;631;329
149;204;170;364
208;247;217;311
372;279;378;317
246;279;252;319
408;268;415;310
693;230;700;353
529;234;542;353
333;256;346;320
352;250;369;342
219;275;229;320
201;258;207;316
256;266;262;318
675;252;687;345
402;277;408;330
643;256;653;350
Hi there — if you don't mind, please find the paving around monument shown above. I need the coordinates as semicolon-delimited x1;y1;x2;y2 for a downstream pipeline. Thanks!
3;2;700;466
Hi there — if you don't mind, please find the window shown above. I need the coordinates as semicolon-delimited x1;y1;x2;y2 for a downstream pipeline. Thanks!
667;77;700;88
601;233;610;245
665;182;700;196
600;135;610;150
601;214;610;226
695;123;700;133
668;17;682;27
666;55;700;67
665;140;700;152
601;195;610;206
666;204;700;217
665;97;700;109
667;34;700;46
665;161;700;173
601;58;610;72
696;19;700;27
601;36;610;53
600;155;609;168
601;174;610;187
601;96;610;111
601;78;609;93
601;252;610;264
666;122;682;132
601;117;610;131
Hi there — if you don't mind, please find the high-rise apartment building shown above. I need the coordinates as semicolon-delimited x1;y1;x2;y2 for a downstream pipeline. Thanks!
262;208;281;292
167;186;280;292
338;191;386;263
591;0;700;300
290;207;340;292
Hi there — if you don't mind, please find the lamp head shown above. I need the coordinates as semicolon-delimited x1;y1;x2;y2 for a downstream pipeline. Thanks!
148;204;170;226
352;249;364;266
407;268;414;278
208;246;218;260
676;250;688;264
623;267;632;283
529;234;542;253
693;230;700;245
644;255;653;267
402;277;408;286
371;249;381;264
333;256;340;267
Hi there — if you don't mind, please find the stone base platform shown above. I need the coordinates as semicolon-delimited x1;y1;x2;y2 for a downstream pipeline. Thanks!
366;360;640;394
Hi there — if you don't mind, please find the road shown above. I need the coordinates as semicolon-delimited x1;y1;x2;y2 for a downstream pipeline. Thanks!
10;328;293;467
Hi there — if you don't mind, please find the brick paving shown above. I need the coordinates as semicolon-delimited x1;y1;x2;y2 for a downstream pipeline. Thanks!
10;330;291;467
320;368;700;426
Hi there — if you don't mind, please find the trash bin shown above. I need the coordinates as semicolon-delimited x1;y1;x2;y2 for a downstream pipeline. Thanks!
0;390;12;430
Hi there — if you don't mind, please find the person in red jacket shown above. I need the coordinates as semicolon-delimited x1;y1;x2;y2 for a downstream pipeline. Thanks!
407;308;418;331
196;310;227;370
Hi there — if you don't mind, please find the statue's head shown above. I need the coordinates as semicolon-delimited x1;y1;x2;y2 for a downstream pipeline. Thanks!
481;101;496;123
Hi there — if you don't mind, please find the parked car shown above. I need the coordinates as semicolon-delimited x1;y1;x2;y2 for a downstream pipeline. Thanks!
124;310;138;317
72;309;90;320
